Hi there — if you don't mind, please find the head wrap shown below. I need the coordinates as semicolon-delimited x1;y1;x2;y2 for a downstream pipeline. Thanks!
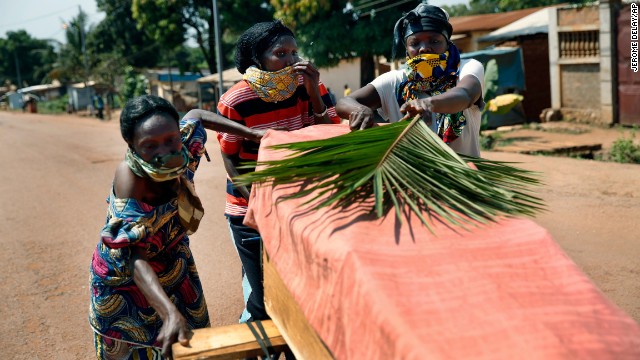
235;20;295;74
392;4;453;60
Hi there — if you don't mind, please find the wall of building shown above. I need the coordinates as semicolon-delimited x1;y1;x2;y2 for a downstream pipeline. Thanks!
318;58;361;102
548;2;618;125
558;5;599;26
560;64;601;108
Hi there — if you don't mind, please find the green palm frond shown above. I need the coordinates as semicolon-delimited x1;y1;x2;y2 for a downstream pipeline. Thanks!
234;116;545;233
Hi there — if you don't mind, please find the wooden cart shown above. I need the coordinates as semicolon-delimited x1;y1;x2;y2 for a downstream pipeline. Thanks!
174;125;640;359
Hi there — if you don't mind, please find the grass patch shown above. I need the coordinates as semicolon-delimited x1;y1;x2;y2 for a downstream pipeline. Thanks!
481;132;516;150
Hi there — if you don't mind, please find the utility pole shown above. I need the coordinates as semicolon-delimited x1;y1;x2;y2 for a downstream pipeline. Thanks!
212;0;224;101
13;49;22;88
79;5;93;114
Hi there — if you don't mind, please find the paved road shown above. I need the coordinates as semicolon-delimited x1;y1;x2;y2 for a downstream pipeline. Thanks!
0;112;243;359
1;111;638;359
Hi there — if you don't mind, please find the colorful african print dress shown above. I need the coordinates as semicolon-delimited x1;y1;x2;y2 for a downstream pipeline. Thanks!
89;117;210;348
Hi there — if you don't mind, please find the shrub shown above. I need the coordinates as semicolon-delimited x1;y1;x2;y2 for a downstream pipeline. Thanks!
38;94;70;114
609;133;640;164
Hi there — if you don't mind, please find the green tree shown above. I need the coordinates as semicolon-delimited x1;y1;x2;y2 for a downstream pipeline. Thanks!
93;0;161;69
121;65;149;102
131;0;274;74
51;9;94;84
271;0;420;86
0;30;57;87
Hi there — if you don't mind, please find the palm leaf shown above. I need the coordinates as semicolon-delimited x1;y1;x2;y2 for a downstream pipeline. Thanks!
234;116;545;233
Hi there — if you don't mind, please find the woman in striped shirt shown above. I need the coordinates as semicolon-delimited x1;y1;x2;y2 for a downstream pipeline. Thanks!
217;20;341;324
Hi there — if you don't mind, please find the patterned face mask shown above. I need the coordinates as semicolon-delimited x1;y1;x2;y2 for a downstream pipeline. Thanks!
397;45;466;144
243;65;299;102
400;49;460;102
125;145;190;182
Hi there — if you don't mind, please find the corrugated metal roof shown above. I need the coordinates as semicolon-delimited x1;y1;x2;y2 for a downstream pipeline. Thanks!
17;82;63;93
450;7;544;33
478;7;554;42
197;67;244;85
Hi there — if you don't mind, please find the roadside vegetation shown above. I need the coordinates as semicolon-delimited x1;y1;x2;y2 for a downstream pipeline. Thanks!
483;124;640;165
604;131;640;164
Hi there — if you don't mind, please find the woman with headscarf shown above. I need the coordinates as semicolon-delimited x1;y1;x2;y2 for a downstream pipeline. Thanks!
217;20;341;323
336;3;484;157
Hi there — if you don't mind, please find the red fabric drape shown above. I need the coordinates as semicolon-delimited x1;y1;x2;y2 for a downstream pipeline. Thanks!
245;124;640;359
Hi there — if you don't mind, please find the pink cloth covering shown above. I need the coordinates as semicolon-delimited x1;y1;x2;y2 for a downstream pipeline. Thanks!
245;124;640;359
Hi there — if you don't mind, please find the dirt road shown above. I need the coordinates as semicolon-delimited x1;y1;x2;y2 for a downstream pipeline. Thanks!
0;112;244;359
1;112;638;359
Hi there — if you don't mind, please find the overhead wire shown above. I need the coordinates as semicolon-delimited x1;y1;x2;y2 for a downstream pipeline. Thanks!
353;0;394;11
356;0;417;17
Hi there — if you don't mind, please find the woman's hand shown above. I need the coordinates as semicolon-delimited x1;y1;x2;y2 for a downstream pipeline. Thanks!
246;128;267;143
348;107;377;130
158;310;192;360
400;98;433;123
294;60;334;124
335;84;383;130
246;126;289;143
293;60;321;98
130;249;192;360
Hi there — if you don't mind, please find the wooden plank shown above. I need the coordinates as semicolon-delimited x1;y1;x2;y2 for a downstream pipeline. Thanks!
263;250;334;360
172;320;287;360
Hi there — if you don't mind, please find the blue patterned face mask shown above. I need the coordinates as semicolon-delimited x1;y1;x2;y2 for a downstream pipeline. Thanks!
125;145;190;182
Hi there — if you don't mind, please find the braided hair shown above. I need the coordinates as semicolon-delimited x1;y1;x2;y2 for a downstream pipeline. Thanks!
235;20;295;74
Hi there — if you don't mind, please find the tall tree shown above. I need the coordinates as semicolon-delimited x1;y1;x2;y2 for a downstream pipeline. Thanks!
271;0;420;86
51;9;94;84
131;0;274;73
0;30;56;87
93;0;161;69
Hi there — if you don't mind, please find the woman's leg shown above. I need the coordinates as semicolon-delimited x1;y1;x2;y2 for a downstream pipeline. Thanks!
226;215;268;322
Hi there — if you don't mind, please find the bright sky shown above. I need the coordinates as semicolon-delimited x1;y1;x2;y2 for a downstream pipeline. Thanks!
0;0;467;44
0;0;104;44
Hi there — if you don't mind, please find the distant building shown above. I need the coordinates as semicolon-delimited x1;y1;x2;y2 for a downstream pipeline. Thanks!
17;80;65;101
450;7;544;53
145;69;207;111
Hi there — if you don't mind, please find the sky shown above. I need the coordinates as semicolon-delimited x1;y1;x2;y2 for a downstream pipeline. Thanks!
0;0;104;44
0;0;467;44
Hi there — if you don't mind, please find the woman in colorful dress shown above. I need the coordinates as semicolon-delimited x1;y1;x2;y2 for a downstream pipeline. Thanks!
217;20;341;324
336;3;485;157
89;95;263;359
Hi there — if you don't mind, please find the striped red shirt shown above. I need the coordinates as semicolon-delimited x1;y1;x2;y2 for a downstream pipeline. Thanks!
217;79;340;216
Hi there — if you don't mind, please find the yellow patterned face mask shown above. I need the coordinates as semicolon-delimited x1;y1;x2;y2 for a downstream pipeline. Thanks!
243;66;299;102
406;53;449;82
398;46;465;144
